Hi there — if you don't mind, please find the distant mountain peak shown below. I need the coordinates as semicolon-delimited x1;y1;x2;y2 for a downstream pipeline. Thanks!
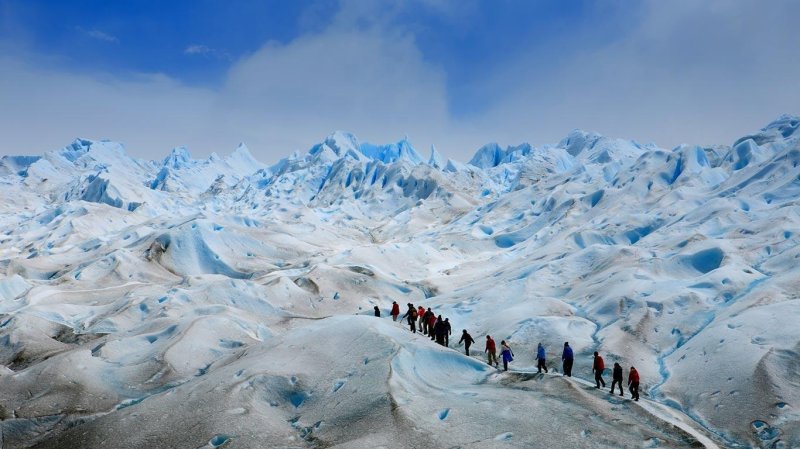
225;142;266;173
324;131;360;157
761;114;799;138
162;146;193;168
428;145;445;169
359;138;424;165
558;129;603;157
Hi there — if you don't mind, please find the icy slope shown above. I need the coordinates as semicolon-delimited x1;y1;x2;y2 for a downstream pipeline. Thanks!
0;115;798;448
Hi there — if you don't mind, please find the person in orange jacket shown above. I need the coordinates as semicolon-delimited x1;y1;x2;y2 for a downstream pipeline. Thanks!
391;301;400;321
485;335;498;367
593;351;606;389
628;366;640;401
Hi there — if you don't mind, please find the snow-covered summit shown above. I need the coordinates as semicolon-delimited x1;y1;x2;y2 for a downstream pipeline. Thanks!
162;146;193;168
427;145;445;169
307;131;425;166
359;138;424;165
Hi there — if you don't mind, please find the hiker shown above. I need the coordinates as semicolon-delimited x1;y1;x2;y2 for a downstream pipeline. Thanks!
444;318;452;347
374;306;380;317
428;312;437;341
593;352;606;388
434;315;447;346
628;366;640;401
485;335;498;367
536;343;548;373
500;340;514;371
459;330;475;356
391;301;400;321
610;362;624;396
401;304;417;333
562;342;574;377
417;306;426;333
421;307;431;335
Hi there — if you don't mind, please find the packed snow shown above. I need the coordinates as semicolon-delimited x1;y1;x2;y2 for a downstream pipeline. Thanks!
1;115;799;448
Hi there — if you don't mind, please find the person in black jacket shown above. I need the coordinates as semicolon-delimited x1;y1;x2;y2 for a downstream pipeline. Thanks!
373;306;380;317
433;315;447;346
459;330;475;356
401;304;417;333
561;342;574;377
610;362;624;396
443;318;452;346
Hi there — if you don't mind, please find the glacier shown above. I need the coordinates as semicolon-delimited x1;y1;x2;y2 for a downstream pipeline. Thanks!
0;115;798;448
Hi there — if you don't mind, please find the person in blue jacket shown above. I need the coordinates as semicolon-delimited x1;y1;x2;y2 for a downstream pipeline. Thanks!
500;340;514;371
536;342;548;373
562;342;574;377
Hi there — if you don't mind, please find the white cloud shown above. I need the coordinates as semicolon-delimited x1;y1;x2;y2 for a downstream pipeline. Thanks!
215;28;455;155
184;44;231;60
0;26;464;162
1;1;797;163
184;44;212;55
76;26;118;43
460;0;800;149
0;54;218;157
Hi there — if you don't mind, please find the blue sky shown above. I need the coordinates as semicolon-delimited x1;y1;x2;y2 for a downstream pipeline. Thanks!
1;0;798;162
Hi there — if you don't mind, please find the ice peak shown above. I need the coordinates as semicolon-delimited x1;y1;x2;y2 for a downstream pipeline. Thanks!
58;138;94;162
468;143;504;168
359;138;423;164
761;114;799;138
162;146;193;169
324;131;360;157
227;143;260;164
558;129;603;157
231;142;252;158
428;145;445;168
225;142;265;174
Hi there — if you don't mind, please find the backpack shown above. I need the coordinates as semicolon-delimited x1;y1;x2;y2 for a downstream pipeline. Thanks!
410;309;418;319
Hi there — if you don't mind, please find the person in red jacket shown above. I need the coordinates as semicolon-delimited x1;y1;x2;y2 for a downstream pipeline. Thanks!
485;335;498;367
628;366;640;401
427;312;437;340
390;301;400;321
422;307;434;335
417;306;426;333
593;351;606;389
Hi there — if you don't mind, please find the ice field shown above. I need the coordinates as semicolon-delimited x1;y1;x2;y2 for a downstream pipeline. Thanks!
0;115;798;448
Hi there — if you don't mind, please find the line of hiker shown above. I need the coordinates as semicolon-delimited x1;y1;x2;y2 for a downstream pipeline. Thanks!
395;301;452;347
387;302;641;401
593;350;640;401
559;343;640;400
476;334;515;371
